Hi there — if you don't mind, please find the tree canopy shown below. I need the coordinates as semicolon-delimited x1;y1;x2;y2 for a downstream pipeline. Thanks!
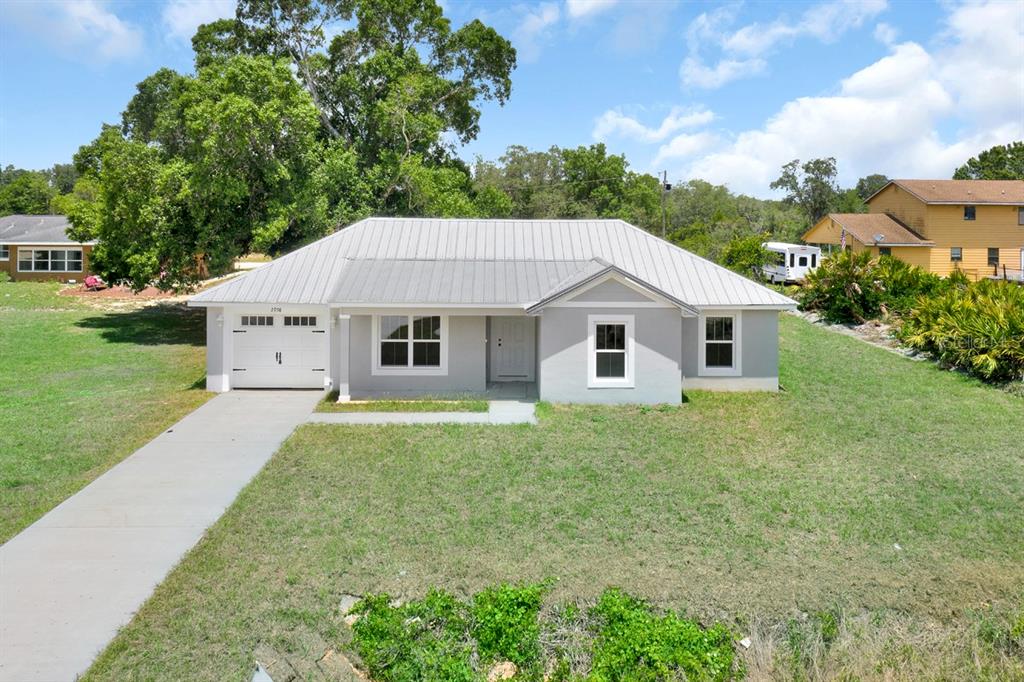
770;157;840;225
64;0;519;289
953;141;1024;180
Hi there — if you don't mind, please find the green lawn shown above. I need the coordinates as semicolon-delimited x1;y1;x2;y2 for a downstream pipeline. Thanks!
317;391;489;413
85;315;1024;680
0;281;209;543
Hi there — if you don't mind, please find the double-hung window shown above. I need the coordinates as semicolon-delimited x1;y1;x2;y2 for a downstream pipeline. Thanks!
699;312;741;377
964;205;976;220
374;315;446;374
588;315;634;388
0;244;8;260
988;248;1000;267
17;248;83;272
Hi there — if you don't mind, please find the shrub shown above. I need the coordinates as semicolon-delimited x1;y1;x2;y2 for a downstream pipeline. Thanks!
719;234;772;280
870;256;947;315
350;590;477;682
587;588;737;681
798;250;883;323
350;586;739;681
898;279;1024;382
471;582;548;669
799;251;955;323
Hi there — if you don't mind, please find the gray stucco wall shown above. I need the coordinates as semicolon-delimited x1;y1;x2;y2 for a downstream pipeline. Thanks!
538;307;682;404
569;279;655;303
349;314;487;393
680;309;778;378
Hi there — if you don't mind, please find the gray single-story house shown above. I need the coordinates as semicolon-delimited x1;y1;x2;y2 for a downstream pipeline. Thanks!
189;218;795;404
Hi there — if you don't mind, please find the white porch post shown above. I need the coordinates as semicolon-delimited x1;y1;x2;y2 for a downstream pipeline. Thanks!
335;313;351;401
205;306;232;392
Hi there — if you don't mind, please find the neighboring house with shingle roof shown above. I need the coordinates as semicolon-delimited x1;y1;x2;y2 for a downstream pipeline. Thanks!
804;180;1024;278
0;215;96;283
189;218;796;403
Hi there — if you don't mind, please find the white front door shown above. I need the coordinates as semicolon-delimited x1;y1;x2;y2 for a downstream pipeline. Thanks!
490;317;535;382
232;314;327;388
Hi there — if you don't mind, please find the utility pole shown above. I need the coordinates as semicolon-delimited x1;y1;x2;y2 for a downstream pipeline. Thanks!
660;171;672;238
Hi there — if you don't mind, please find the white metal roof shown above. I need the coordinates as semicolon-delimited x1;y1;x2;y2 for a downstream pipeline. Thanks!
763;241;820;251
190;218;795;308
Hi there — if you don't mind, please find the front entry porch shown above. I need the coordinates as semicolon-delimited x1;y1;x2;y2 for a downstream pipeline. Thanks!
349;380;537;401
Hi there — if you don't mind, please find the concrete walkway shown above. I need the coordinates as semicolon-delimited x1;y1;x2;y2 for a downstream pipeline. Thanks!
0;390;321;682
307;400;537;425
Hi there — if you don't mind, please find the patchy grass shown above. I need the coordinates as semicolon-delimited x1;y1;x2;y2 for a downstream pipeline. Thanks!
84;315;1024;680
317;391;489;413
0;281;209;543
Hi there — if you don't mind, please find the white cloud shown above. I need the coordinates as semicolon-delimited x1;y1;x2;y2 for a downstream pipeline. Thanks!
513;3;561;63
4;0;143;62
873;22;898;46
674;0;1024;196
937;0;1024;125
723;0;887;56
162;0;235;44
565;0;618;20
679;56;766;89
652;131;720;167
593;107;715;143
681;0;888;89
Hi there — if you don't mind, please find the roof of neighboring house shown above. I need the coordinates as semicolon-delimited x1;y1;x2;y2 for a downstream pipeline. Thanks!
0;215;91;244
190;218;795;309
868;180;1024;205
811;213;934;246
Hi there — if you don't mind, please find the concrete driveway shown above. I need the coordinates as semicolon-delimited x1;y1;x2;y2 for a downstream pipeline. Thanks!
0;390;321;682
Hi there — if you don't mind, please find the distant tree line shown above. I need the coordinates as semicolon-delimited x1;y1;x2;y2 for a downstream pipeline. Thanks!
1;0;1019;289
0;164;79;215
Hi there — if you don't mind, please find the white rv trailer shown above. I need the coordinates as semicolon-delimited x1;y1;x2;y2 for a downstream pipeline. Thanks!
762;242;821;284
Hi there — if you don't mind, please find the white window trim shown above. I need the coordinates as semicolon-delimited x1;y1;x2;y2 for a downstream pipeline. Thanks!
17;248;84;273
587;314;635;389
698;310;742;377
371;313;449;376
0;244;8;261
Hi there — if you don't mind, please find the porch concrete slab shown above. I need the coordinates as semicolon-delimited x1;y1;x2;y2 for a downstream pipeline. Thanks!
308;400;537;425
0;390;321;682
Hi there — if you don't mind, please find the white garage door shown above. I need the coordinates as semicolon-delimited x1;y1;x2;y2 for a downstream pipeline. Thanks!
232;314;327;389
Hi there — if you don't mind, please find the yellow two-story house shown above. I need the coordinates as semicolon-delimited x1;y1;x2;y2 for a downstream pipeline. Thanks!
804;179;1024;279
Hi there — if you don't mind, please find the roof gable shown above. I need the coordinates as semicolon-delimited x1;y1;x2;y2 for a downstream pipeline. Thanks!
807;213;933;246
866;180;1024;205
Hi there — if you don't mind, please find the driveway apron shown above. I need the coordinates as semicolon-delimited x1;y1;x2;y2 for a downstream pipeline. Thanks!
0;390;321;682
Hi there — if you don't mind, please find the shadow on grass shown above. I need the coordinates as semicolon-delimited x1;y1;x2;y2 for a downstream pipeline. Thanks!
75;303;205;346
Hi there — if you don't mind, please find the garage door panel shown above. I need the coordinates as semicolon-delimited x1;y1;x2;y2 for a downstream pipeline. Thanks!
231;314;327;389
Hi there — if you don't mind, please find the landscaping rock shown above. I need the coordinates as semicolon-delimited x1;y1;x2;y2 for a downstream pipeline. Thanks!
340;593;362;627
316;648;369;681
339;594;361;614
488;661;517;681
739;636;752;649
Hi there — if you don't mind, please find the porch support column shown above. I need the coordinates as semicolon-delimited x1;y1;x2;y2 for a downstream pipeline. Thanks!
335;313;351;401
205;306;232;392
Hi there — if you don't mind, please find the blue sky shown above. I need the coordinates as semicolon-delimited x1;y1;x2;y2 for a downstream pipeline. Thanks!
1;0;1022;197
